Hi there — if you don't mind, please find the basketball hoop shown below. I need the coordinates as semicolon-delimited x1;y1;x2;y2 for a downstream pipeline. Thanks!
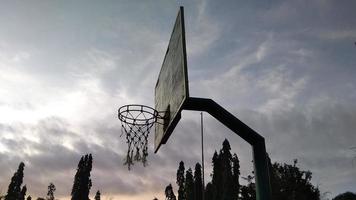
118;104;165;170
115;6;272;200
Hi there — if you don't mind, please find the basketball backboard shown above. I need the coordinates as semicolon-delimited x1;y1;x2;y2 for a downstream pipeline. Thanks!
154;7;189;153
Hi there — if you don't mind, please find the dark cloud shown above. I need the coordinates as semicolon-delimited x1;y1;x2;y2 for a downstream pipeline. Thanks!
235;101;356;196
0;1;356;199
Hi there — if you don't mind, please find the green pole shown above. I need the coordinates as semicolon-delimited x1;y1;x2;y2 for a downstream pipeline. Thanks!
253;140;272;200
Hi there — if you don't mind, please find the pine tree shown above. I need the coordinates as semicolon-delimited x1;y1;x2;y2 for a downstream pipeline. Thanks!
94;191;100;200
5;162;25;200
194;163;203;200
176;161;185;200
71;154;93;200
185;168;194;200
220;139;233;200
71;157;84;200
207;139;239;200
204;183;216;200
19;186;26;200
165;184;176;200
47;183;56;200
211;151;222;200
232;154;240;200
83;154;93;200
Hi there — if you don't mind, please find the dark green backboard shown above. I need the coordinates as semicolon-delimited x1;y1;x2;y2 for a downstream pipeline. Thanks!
154;7;189;153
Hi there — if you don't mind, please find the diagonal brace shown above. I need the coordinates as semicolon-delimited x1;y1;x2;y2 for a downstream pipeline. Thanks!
184;97;272;200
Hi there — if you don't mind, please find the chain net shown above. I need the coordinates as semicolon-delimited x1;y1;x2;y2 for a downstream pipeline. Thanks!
118;105;158;170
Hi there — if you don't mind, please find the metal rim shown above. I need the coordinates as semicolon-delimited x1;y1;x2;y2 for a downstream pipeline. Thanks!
118;104;161;126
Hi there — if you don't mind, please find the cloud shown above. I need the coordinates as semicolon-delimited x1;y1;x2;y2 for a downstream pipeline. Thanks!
0;117;158;197
0;1;356;199
318;30;356;40
256;68;308;113
187;3;221;57
235;97;356;195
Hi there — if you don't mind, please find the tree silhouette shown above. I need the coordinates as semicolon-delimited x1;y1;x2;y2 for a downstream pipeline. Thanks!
240;158;321;200
332;191;356;200
94;190;100;200
208;139;238;200
185;168;194;200
240;175;256;200
220;139;234;200
269;159;320;200
19;186;26;200
204;183;216;200
194;163;202;200
71;154;93;200
211;151;222;200
231;154;240;200
176;161;185;200
46;183;56;200
169;139;322;200
5;162;26;200
165;184;176;200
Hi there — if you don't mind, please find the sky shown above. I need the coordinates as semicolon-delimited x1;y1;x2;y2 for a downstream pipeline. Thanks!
0;0;356;199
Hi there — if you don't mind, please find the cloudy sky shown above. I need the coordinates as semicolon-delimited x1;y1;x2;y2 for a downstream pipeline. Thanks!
1;0;356;199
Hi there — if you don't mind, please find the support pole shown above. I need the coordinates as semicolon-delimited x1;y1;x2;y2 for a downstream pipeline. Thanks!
253;140;271;200
200;112;205;200
184;97;272;200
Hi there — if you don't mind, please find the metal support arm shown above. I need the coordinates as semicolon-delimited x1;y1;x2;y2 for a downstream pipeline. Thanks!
184;97;272;200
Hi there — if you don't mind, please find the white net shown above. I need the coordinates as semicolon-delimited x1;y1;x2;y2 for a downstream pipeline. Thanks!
118;105;158;170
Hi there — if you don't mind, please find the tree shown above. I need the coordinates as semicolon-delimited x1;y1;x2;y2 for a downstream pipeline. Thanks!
211;151;222;200
204;183;216;200
47;183;56;200
94;190;100;200
165;184;176;200
176;161;185;200
19;186;26;200
71;154;93;200
231;154;240;200
5;162;26;200
240;175;255;200
332;192;356;200
270;159;320;200
194;163;203;200
207;139;236;200
185;168;194;200
240;158;321;200
167;139;322;200
220;139;234;200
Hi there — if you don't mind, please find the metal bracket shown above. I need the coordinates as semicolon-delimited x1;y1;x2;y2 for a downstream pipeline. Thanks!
184;97;272;200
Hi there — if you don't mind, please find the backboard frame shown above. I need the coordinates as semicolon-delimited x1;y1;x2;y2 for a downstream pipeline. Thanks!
154;7;189;153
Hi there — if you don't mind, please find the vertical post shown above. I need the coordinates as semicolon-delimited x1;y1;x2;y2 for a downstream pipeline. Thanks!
253;140;271;200
200;112;205;200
